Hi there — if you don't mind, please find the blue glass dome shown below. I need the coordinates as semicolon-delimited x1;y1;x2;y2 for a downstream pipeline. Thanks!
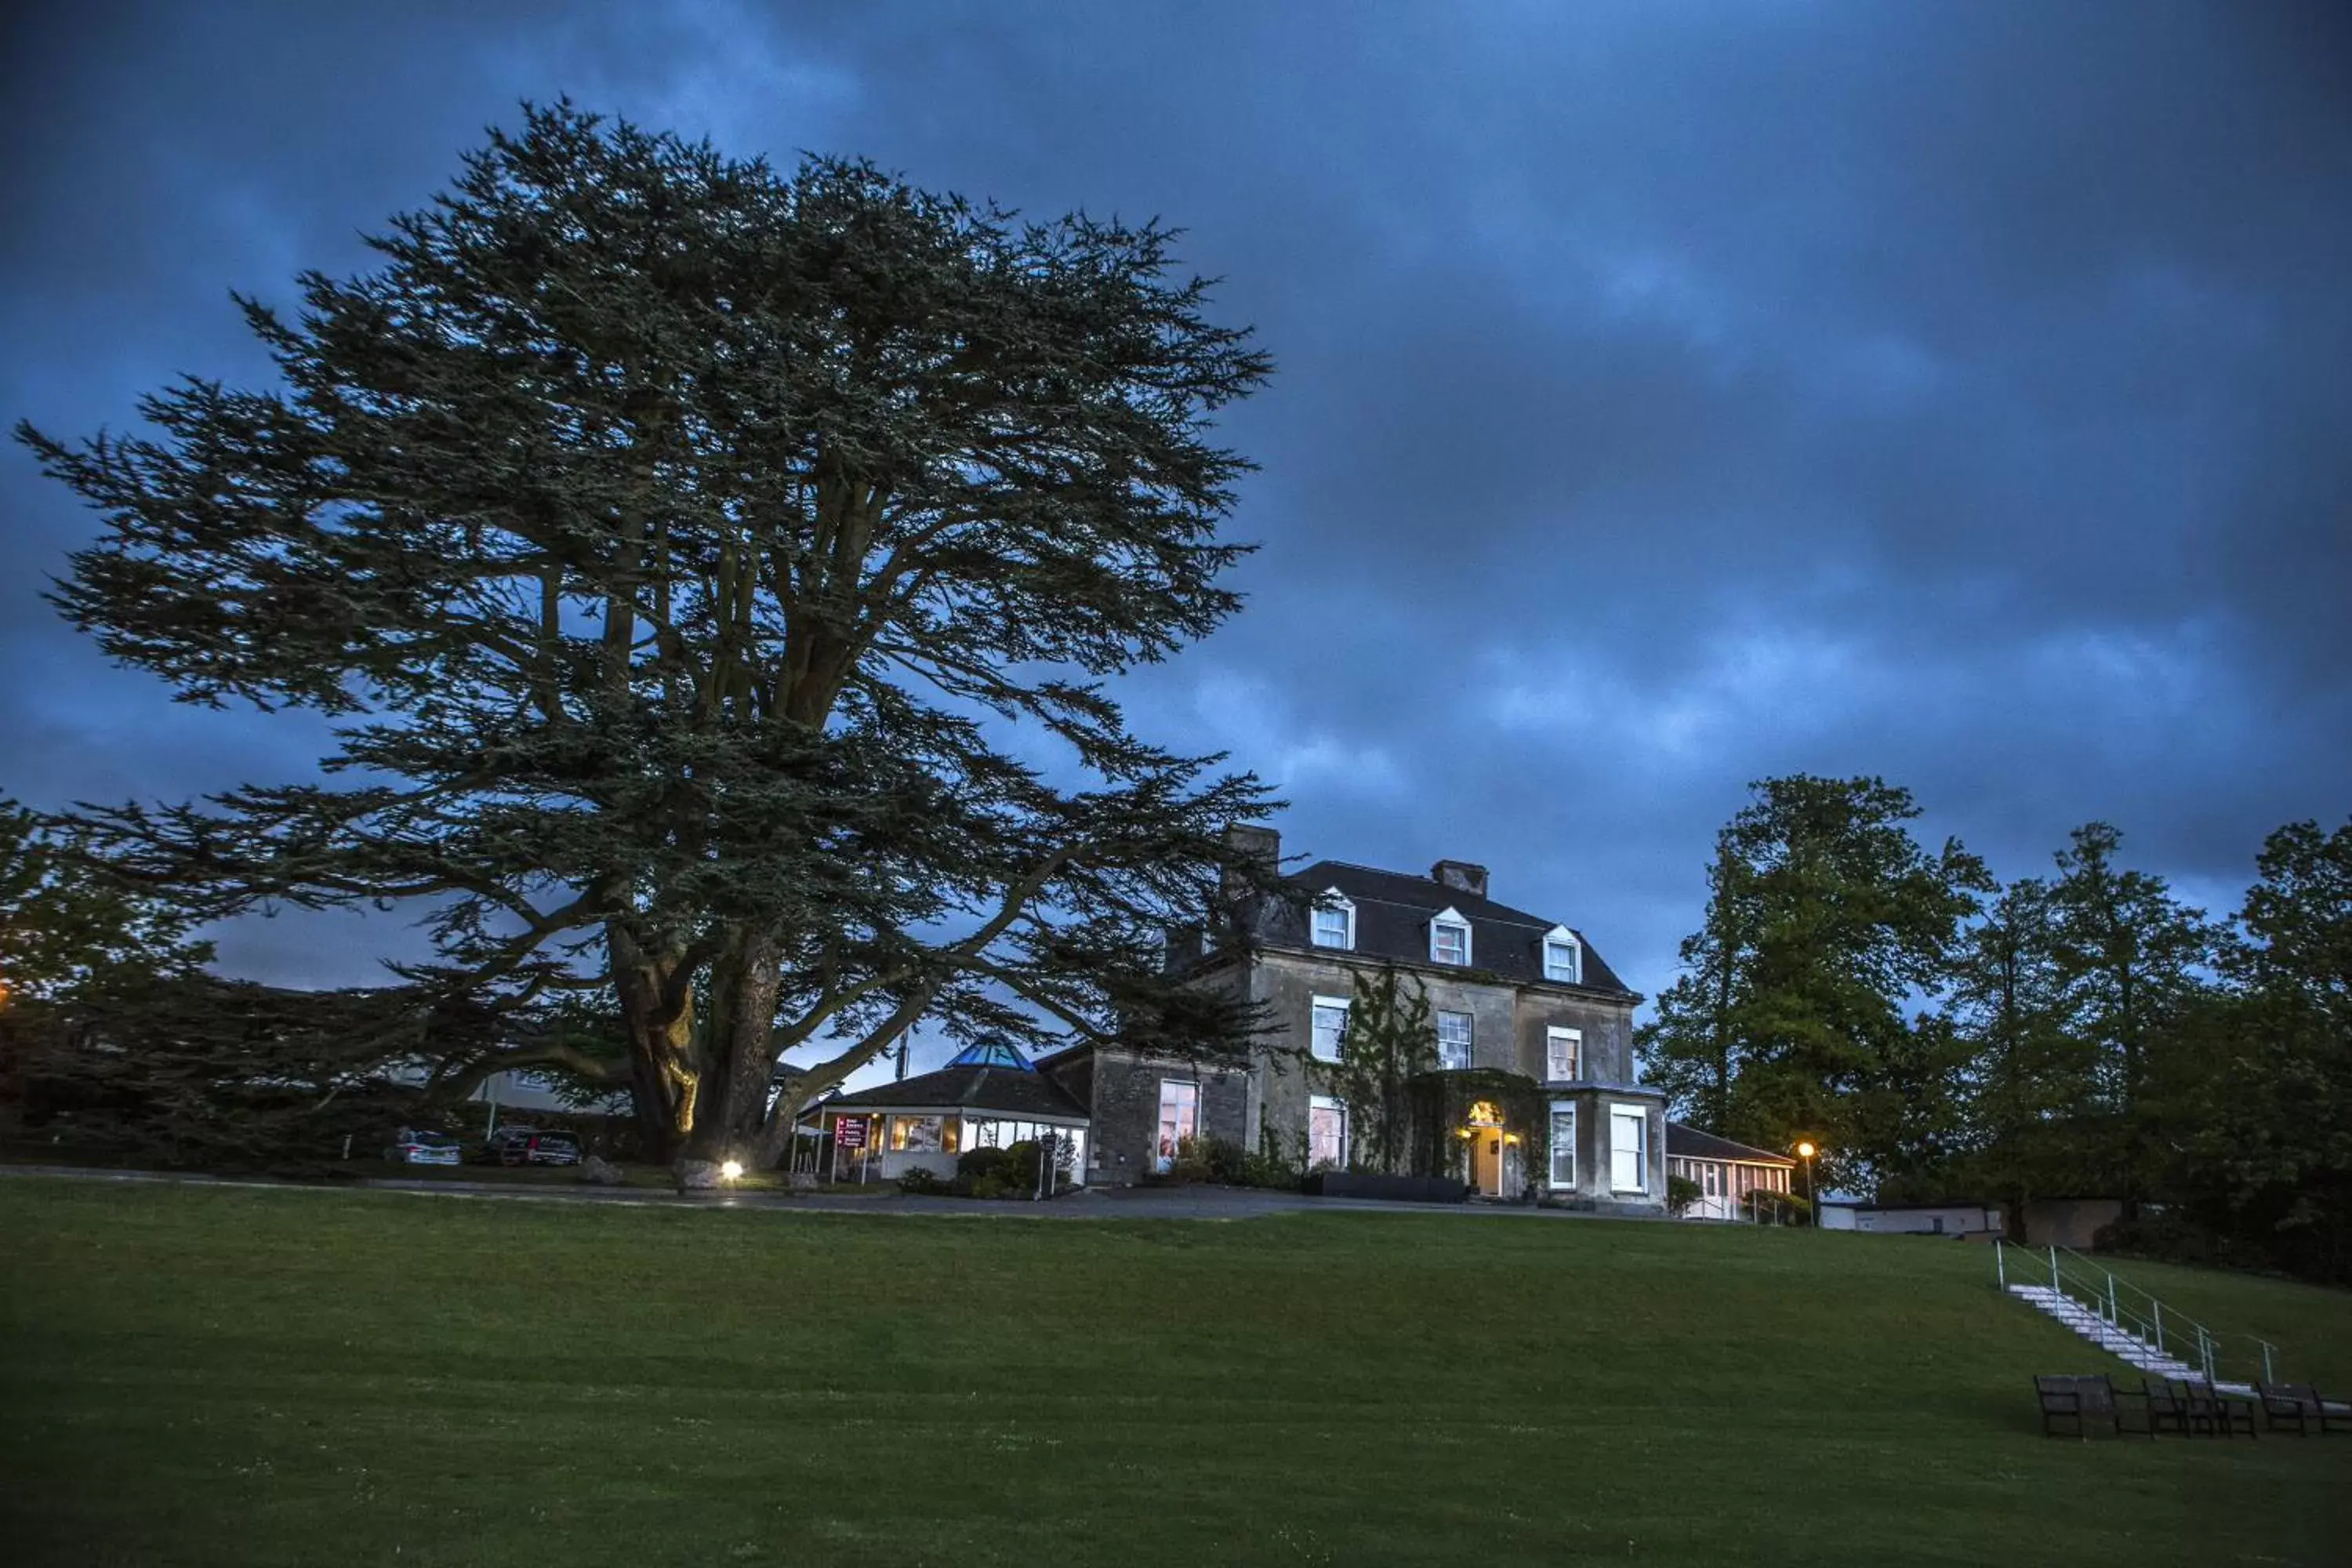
944;1041;1035;1072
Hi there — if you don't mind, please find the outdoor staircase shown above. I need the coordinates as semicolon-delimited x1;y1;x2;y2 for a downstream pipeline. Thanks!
1995;1240;2270;1397
2004;1283;2249;1393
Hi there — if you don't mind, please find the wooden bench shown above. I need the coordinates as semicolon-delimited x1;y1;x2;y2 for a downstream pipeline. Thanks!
2128;1377;2187;1438
2179;1380;2258;1439
2035;1375;2122;1439
2259;1383;2352;1436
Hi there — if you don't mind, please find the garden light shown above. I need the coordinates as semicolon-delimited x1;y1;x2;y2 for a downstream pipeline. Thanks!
720;1160;744;1181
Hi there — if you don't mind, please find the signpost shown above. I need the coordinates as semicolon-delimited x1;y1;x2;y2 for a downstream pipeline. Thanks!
833;1116;871;1185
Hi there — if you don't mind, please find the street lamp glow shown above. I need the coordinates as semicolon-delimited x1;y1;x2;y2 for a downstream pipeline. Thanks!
1795;1141;1816;1160
720;1159;745;1181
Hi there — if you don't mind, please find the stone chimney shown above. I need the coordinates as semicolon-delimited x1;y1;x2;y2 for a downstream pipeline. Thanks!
1221;822;1280;901
1431;859;1489;899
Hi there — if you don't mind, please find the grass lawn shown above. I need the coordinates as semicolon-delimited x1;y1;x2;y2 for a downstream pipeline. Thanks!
3;1178;2347;1566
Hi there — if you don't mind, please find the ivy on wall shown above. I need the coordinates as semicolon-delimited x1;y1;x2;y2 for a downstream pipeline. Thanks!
1407;1068;1550;1199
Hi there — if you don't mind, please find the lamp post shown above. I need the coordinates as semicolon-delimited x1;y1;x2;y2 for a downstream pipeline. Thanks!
1795;1141;1817;1227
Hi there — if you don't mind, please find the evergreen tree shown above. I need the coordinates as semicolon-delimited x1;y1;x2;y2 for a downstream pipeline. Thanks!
1635;842;1753;1133
1940;876;2106;1227
1640;775;1989;1189
0;800;212;1003
2043;822;2220;1209
18;103;1279;1170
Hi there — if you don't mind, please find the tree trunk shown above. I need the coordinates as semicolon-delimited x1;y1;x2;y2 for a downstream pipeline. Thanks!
684;927;786;1165
608;924;699;1165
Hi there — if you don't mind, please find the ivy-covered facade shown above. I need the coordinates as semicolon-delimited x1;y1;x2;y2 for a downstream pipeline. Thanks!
1051;826;1670;1211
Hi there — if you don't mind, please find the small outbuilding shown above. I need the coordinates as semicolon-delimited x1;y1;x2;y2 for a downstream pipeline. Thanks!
812;1042;1091;1185
1819;1200;2004;1238
1664;1123;1797;1221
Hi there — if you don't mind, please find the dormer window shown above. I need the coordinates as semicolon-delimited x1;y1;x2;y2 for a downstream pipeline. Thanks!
1311;888;1356;950
1543;927;1581;985
1431;908;1472;967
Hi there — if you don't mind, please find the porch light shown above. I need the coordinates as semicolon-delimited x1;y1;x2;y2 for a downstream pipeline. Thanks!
720;1160;745;1181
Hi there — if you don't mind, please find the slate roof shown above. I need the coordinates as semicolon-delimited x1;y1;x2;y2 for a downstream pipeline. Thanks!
824;1062;1089;1120
1258;859;1637;997
1664;1122;1795;1167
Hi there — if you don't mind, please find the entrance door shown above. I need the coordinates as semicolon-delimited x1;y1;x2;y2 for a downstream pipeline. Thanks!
1472;1133;1504;1196
1155;1080;1199;1174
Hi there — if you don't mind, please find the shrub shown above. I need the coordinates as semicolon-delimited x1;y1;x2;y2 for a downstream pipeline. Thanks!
1667;1174;1701;1217
957;1146;1012;1182
1235;1125;1306;1190
896;1167;944;1196
1196;1135;1248;1185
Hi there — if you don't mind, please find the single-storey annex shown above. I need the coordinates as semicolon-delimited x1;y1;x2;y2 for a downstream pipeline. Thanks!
809;1042;1091;1185
1663;1123;1795;1221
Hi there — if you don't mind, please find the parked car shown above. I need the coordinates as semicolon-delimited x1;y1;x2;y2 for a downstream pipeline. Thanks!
385;1128;463;1166
481;1127;582;1167
521;1131;582;1167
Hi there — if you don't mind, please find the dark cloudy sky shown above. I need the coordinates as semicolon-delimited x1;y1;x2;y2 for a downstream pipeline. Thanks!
5;2;2349;1066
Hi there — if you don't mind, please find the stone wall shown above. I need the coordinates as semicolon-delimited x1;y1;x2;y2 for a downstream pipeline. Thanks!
1082;1045;1251;1185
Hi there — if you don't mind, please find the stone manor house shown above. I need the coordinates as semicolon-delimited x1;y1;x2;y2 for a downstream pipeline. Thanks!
818;826;1733;1214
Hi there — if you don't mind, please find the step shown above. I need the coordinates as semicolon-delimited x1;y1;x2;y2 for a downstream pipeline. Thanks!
2003;1283;2254;1393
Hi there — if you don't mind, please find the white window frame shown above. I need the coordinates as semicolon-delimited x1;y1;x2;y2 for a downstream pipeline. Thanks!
1310;888;1356;951
1431;906;1472;967
1309;995;1351;1062
1548;1101;1577;1189
1436;1008;1473;1070
1609;1103;1649;1195
1155;1079;1200;1173
1545;1025;1582;1082
1308;1094;1348;1169
1542;926;1582;985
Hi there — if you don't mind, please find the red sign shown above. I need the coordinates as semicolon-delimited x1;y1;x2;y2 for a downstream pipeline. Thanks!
833;1115;869;1150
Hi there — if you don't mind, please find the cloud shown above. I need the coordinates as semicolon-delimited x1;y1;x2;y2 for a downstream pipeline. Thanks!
4;0;2348;1053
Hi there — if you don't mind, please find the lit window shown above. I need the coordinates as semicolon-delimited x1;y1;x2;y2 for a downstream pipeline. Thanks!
1310;996;1351;1062
1610;1105;1648;1194
1548;1102;1577;1188
889;1115;948;1153
1546;1026;1582;1081
1543;928;1581;984
1436;1010;1473;1070
1308;1094;1348;1169
1155;1080;1199;1173
1311;889;1355;950
1432;909;1472;966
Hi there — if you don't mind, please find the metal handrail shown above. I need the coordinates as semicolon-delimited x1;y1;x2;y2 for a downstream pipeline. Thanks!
1996;1239;2278;1387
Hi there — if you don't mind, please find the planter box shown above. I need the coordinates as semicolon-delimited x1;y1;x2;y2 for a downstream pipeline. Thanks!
1306;1173;1473;1204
